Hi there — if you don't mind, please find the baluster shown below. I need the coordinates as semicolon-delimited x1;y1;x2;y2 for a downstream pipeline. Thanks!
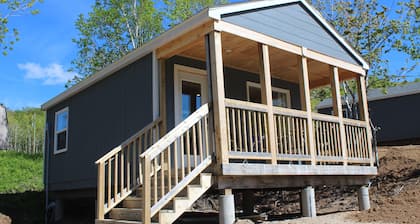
243;110;249;153
232;108;237;152
252;112;258;152
153;158;158;203
192;125;198;167
107;159;111;206
114;154;118;201
226;108;231;151
174;140;179;185
167;146;172;191
161;151;165;199
186;130;191;174
180;134;185;179
257;112;263;152
198;119;203;163
247;111;253;153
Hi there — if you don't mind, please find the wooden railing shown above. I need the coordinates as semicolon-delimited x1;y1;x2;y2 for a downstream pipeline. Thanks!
140;104;212;223
273;107;311;162
95;119;162;219
225;99;371;165
225;99;271;161
343;118;370;163
312;113;343;162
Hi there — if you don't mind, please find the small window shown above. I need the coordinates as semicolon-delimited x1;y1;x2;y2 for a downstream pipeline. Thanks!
246;81;291;108
54;107;68;154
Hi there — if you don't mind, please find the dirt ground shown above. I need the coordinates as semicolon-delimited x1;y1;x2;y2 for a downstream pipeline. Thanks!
235;145;420;224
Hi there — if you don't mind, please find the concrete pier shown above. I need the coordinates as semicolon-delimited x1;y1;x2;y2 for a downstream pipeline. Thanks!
358;185;370;211
301;186;316;217
219;189;235;224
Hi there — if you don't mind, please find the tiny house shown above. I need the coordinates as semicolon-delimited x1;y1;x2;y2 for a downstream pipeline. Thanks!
317;81;420;145
42;1;377;223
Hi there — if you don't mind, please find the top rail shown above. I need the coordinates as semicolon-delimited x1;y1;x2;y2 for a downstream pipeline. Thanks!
140;104;209;159
95;118;162;164
225;98;268;113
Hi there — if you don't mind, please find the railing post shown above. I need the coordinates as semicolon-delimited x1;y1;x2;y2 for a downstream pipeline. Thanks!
297;48;316;165
357;75;374;166
97;162;105;220
330;66;348;165
206;31;229;169
258;44;277;164
142;157;151;224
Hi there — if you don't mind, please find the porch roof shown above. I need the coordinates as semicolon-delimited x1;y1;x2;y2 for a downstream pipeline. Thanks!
42;0;368;110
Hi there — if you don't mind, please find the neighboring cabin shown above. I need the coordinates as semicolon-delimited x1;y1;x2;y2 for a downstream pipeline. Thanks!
0;104;8;149
42;0;377;223
317;82;420;145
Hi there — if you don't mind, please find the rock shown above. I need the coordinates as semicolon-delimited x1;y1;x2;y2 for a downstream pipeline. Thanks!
0;213;11;224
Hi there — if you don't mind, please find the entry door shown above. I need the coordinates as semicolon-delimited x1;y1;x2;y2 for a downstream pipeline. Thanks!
174;65;208;125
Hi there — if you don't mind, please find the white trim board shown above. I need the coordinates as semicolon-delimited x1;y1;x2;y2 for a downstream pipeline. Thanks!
54;107;69;155
246;81;291;108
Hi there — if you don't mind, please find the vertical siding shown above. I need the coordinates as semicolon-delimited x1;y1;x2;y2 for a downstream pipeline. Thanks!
222;2;360;66
46;53;153;191
165;56;301;130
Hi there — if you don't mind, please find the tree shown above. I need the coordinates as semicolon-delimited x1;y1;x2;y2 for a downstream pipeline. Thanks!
67;0;163;87
0;0;42;56
68;0;227;87
163;0;227;28
308;0;419;116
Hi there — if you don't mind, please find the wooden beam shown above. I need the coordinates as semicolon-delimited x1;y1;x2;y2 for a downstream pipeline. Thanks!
207;31;229;166
142;158;151;224
357;76;374;166
330;66;348;165
297;51;316;165
258;44;277;165
214;20;366;75
156;22;214;59
159;59;167;135
96;163;105;220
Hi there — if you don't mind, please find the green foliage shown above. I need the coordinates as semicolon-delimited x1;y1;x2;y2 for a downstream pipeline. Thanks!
7;107;45;154
163;0;227;27
67;0;163;86
0;0;42;55
0;150;43;193
69;0;227;87
308;0;419;87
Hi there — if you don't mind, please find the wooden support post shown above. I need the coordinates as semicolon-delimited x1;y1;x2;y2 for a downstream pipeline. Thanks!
297;49;316;165
357;75;374;166
206;31;229;167
159;59;167;135
330;66;348;165
97;163;105;220
142;158;151;224
258;44;277;165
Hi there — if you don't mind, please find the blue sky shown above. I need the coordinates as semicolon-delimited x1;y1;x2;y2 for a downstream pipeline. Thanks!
0;0;418;110
0;0;93;109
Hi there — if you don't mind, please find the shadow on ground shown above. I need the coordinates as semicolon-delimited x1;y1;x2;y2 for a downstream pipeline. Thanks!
0;191;44;224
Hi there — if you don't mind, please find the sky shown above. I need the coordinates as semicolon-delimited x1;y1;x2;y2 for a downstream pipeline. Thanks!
0;0;93;110
0;0;418;110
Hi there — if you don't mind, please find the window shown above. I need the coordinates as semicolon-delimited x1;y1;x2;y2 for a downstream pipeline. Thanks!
54;107;68;154
246;81;291;108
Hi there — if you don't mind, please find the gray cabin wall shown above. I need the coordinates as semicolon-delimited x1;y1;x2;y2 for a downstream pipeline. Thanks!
317;93;420;144
165;56;301;130
222;2;360;66
46;53;154;191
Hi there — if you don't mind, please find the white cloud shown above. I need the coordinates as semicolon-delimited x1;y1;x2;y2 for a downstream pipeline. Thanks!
18;62;78;85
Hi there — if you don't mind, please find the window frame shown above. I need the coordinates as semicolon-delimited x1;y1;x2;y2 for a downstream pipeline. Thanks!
54;107;69;154
246;81;292;108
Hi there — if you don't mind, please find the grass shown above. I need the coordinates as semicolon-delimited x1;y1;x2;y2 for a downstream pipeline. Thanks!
0;150;43;193
0;150;44;224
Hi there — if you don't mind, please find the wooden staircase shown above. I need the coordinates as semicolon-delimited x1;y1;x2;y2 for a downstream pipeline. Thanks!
95;104;213;224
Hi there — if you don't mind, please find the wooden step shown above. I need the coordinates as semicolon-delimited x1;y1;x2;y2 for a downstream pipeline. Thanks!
109;208;142;221
123;197;143;209
158;173;213;224
95;219;143;224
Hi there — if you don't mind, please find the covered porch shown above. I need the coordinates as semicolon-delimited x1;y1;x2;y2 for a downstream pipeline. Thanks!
157;20;376;176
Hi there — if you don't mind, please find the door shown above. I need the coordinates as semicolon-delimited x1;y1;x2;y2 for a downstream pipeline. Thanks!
174;64;208;168
174;64;208;125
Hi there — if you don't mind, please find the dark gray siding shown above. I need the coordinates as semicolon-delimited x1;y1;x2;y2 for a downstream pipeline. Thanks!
165;56;301;130
46;54;153;191
369;94;420;143
222;2;360;66
317;94;420;144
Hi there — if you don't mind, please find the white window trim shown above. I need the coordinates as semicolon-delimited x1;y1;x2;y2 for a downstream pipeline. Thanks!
54;107;69;155
246;81;291;108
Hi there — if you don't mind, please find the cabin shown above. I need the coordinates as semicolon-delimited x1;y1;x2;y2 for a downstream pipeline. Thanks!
317;81;420;145
42;0;377;223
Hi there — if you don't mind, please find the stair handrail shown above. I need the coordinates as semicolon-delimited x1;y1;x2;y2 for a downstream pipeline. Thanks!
140;104;213;223
96;118;162;220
